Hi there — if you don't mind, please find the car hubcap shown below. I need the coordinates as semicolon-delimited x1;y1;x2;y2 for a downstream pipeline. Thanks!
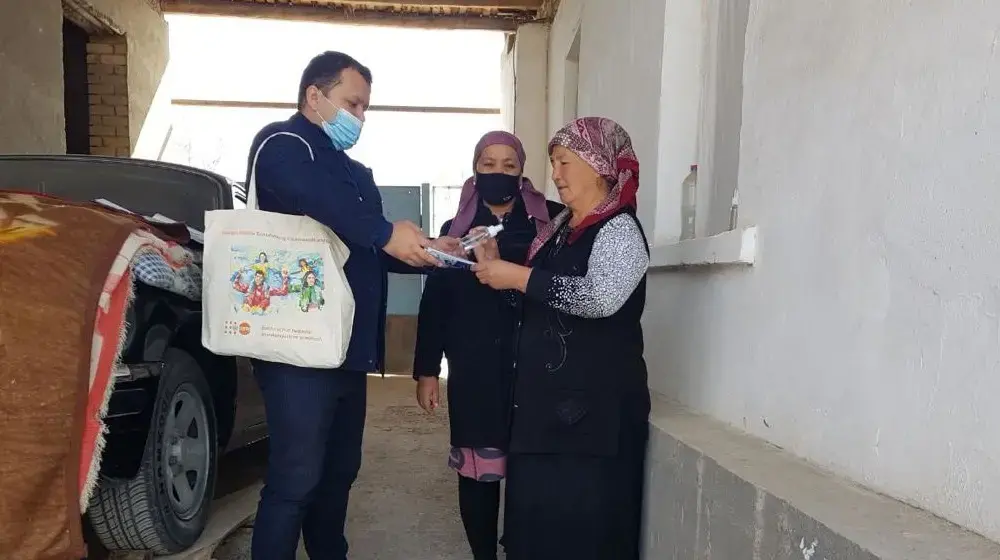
161;385;210;520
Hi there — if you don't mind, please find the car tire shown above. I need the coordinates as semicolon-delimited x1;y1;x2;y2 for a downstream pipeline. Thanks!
88;348;219;554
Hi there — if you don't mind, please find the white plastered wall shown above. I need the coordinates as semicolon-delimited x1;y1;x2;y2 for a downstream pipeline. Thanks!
509;22;549;192
540;0;1000;544
546;0;664;232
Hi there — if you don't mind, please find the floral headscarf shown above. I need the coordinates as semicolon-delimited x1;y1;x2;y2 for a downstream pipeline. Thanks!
526;117;640;262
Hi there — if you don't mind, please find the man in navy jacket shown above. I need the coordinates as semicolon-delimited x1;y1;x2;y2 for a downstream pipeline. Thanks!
246;51;453;559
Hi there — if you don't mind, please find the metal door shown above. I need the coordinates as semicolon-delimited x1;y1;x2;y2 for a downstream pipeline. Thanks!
379;185;425;374
380;185;424;314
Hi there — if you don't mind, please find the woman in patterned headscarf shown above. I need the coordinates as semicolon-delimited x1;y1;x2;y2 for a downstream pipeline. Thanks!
472;117;651;560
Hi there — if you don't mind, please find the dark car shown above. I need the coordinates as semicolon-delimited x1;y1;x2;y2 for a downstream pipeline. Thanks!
0;155;267;554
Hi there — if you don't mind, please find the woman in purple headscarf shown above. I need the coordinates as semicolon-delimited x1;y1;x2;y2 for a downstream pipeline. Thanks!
412;130;562;560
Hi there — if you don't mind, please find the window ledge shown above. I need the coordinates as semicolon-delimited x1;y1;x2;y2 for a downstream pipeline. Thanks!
649;225;757;270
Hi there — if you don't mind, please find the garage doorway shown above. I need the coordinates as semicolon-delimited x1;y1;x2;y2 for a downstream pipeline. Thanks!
62;18;91;154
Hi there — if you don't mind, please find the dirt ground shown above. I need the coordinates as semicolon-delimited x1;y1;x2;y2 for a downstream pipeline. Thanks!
212;375;475;560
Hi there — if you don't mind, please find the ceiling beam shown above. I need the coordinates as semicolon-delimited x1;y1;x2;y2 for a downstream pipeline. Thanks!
172;98;501;115
160;0;536;31
320;0;544;7
63;0;125;34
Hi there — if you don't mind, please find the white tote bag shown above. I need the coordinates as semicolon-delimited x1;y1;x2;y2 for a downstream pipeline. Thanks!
201;132;355;368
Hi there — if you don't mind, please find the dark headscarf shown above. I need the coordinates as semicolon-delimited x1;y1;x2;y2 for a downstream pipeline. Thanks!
527;117;640;262
446;130;550;238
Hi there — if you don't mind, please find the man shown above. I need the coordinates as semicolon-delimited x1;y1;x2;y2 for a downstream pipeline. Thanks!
245;51;454;559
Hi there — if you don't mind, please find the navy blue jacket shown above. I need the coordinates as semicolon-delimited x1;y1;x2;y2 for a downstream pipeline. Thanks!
246;112;416;373
413;197;564;448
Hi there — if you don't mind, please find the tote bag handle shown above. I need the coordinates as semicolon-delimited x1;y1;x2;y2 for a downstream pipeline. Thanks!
245;132;315;210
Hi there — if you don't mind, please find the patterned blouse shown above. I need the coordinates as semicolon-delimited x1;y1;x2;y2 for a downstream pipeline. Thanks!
450;214;648;481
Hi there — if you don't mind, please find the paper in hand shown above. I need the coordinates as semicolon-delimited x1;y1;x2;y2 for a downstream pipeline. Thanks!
426;247;475;270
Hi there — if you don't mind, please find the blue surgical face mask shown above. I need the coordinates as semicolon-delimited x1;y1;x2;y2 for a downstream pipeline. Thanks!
317;97;363;151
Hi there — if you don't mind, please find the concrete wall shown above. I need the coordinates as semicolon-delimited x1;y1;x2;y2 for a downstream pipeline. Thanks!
510;23;549;191
0;0;167;155
645;397;1000;559
0;0;67;153
548;0;665;230
88;0;168;152
543;0;1000;548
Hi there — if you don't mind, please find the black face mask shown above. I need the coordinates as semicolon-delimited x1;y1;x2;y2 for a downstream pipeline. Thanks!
475;173;520;206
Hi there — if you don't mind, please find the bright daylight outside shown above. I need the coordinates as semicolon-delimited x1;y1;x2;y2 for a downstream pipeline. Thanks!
160;14;505;234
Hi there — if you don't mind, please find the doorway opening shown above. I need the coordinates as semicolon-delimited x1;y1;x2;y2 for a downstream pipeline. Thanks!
63;18;91;154
62;0;129;157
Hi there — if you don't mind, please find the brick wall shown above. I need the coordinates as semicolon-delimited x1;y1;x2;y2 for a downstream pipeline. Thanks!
86;36;129;157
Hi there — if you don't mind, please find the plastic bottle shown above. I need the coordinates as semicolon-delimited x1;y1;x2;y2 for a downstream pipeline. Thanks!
728;188;739;231
460;224;504;252
680;164;698;240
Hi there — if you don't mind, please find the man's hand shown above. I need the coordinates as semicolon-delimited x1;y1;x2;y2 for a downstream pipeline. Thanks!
383;220;440;267
416;376;440;413
472;259;532;292
427;236;464;258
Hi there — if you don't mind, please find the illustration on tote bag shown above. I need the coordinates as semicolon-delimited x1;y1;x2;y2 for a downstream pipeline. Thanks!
297;269;325;312
229;247;325;315
202;130;355;368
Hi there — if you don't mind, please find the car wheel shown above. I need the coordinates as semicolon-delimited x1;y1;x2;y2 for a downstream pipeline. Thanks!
88;348;218;554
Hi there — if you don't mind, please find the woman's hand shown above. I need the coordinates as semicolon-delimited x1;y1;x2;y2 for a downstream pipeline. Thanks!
471;234;500;262
416;376;440;413
472;259;532;292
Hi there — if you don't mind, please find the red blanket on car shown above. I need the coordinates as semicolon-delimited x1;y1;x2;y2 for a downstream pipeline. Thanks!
0;192;192;559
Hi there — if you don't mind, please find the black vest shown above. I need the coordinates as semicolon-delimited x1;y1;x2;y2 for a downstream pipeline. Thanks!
510;209;651;456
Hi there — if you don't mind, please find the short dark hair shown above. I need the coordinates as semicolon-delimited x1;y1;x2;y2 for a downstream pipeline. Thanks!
297;51;373;109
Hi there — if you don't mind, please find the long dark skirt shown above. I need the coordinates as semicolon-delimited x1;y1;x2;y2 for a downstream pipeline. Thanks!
502;421;649;560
